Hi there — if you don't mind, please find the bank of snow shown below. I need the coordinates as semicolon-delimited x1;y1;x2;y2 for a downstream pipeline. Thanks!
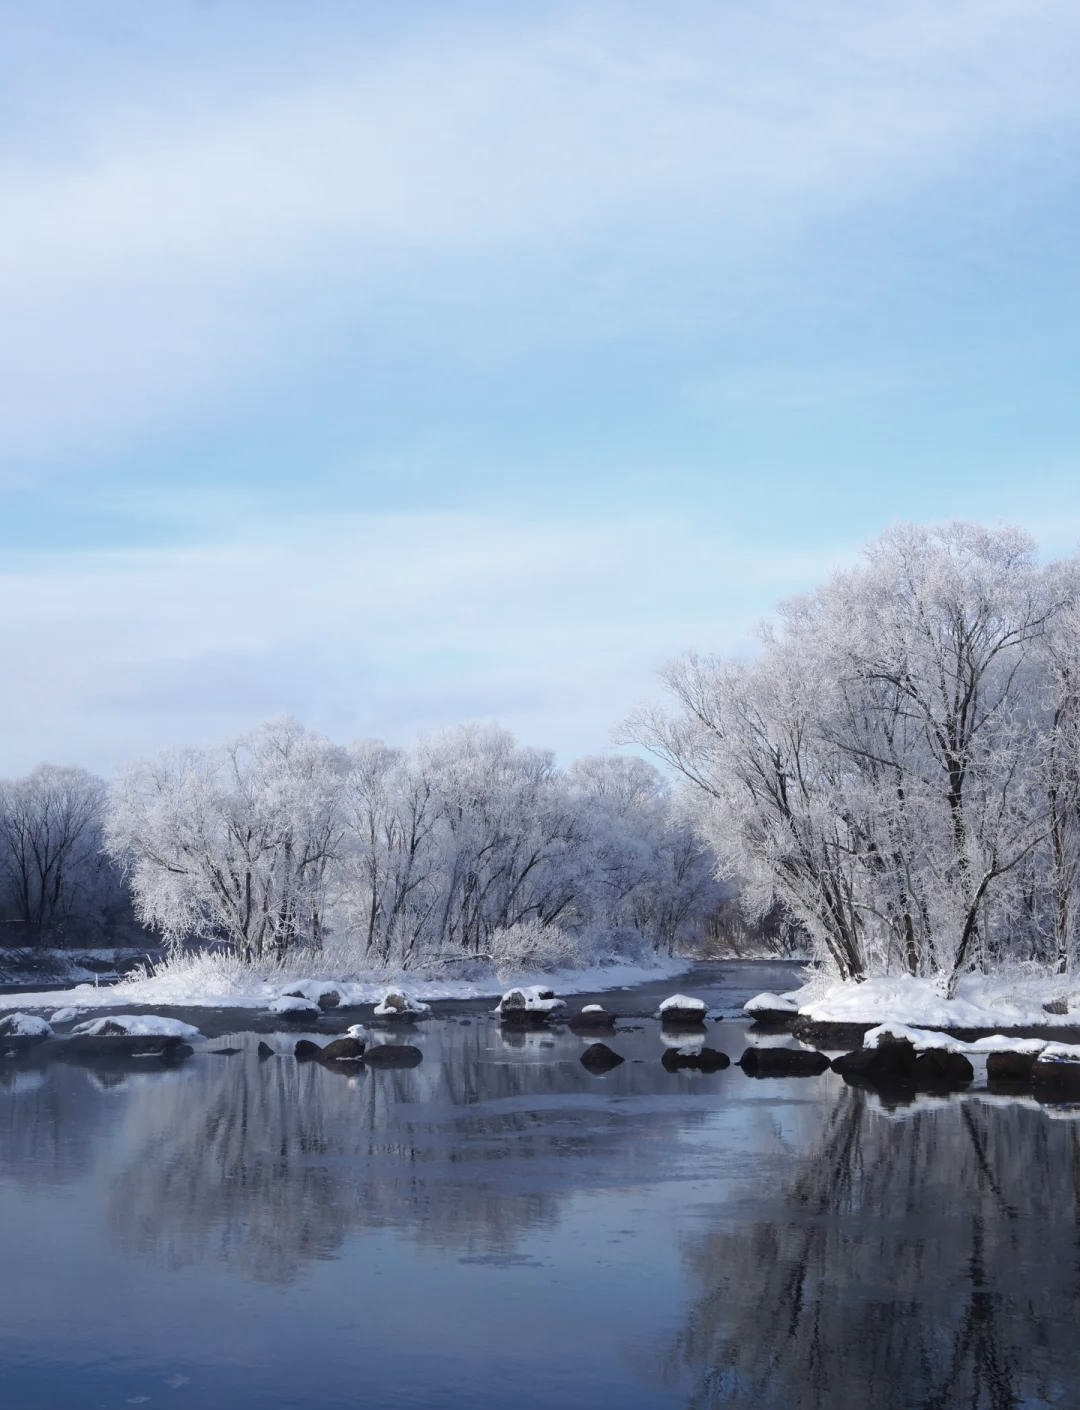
0;951;691;1014
782;971;1079;1032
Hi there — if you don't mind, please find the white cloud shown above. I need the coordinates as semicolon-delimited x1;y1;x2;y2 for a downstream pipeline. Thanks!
0;501;854;774
3;0;1080;469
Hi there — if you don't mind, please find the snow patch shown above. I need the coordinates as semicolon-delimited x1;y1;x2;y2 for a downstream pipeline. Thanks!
659;993;706;1013
744;991;800;1016
70;1015;201;1039
373;990;430;1016
0;1012;53;1037
269;995;321;1016
800;972;1079;1031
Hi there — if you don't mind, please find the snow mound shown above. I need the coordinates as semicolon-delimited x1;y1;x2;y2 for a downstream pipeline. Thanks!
374;990;431;1016
800;972;1078;1030
581;1004;605;1014
1039;1042;1080;1065
70;1015;201;1039
49;1008;81;1025
659;993;706;1014
497;985;566;1015
269;995;321;1016
744;991;800;1017
0;1012;53;1037
281;980;341;1006
864;1023;1057;1057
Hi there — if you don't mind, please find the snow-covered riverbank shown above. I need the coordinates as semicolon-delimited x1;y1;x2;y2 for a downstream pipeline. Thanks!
748;970;1080;1034
0;950;692;1014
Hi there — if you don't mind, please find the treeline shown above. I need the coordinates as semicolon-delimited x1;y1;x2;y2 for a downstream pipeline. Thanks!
634;522;1080;990
103;721;722;969
0;766;132;944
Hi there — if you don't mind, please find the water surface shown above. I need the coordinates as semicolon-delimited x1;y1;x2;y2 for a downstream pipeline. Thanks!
1;962;1077;1409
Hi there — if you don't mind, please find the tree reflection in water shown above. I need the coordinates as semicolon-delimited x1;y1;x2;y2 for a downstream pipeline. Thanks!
658;1086;1080;1410
102;1023;683;1284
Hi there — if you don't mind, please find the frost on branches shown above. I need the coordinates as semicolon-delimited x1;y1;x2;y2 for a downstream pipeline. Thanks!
632;522;1080;994
106;719;721;970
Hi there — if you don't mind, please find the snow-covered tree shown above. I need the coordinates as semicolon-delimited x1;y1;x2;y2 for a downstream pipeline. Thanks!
106;718;349;960
0;764;125;941
633;522;1080;986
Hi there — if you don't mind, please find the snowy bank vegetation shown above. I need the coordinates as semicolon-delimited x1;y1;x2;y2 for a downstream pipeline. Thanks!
105;720;721;973
633;522;1080;994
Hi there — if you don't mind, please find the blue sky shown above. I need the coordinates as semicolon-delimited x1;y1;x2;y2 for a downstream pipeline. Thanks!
2;0;1080;774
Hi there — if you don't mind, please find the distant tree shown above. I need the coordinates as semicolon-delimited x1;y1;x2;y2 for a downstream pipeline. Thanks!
0;764;122;941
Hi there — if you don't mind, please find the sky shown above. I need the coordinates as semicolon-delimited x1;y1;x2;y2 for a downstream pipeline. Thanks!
2;0;1080;776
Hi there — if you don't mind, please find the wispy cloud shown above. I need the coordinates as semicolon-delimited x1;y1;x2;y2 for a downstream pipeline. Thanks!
4;0;1079;471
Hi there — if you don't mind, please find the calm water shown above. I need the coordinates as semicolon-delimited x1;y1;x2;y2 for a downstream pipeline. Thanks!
1;962;1078;1410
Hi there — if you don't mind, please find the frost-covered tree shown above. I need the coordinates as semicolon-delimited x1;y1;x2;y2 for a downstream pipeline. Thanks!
633;523;1080;986
106;718;349;960
0;764;125;941
108;719;718;969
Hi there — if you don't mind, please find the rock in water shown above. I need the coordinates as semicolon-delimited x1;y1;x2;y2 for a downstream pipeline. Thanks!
662;1046;730;1072
294;1040;322;1061
319;1037;366;1062
568;1006;617;1033
739;1046;830;1077
913;1049;973;1089
986;1049;1037;1083
580;1042;625;1074
257;1041;275;1059
363;1044;423;1069
832;1036;917;1088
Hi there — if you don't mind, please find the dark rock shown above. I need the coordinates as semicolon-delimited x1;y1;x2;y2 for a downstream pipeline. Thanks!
1032;1057;1080;1095
660;1010;708;1028
662;1046;730;1073
913;1048;973;1089
363;1044;423;1069
64;1034;184;1058
580;1042;625;1074
832;1037;917;1088
294;1039;322;1060
257;1041;275;1059
792;1015;874;1049
569;1009;617;1033
317;990;341;1011
208;1046;243;1056
159;1042;194;1064
1043;997;1069;1016
739;1046;831;1077
747;1008;798;1028
319;1037;366;1062
986;1049;1038;1083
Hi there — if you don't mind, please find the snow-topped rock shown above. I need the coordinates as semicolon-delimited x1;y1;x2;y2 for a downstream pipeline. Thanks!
346;1023;370;1042
70;1015;201;1039
49;1008;81;1025
373;990;431;1018
657;994;708;1024
0;1012;53;1038
744;991;800;1021
269;995;321;1019
497;985;566;1018
281;981;342;1010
